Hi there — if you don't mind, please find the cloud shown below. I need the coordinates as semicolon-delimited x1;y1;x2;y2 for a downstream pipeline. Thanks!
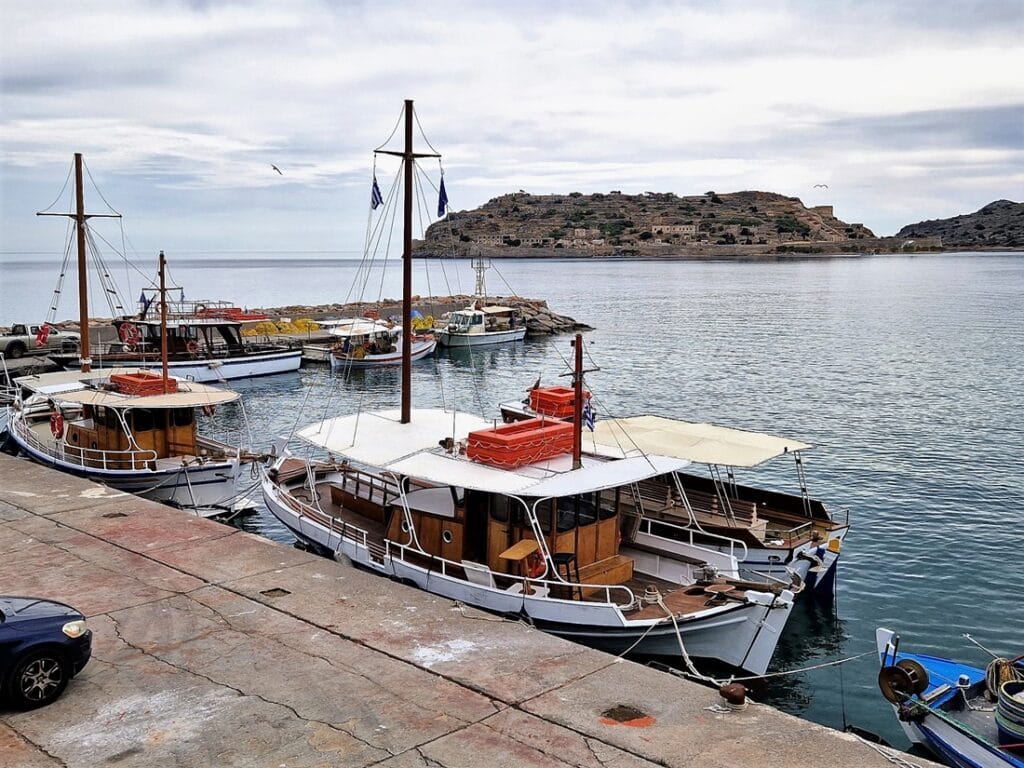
1;0;1021;251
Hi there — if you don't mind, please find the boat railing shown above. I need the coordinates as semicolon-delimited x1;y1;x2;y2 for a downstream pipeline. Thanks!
10;416;159;471
763;520;815;547
271;479;371;549
637;515;749;562
382;539;638;609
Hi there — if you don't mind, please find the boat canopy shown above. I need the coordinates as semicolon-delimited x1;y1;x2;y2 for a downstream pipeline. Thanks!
326;319;396;338
16;368;239;409
131;317;242;328
297;407;688;495
588;415;812;468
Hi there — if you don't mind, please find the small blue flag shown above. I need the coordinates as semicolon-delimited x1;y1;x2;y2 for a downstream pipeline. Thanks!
371;175;383;209
437;177;448;217
138;292;146;305
582;398;595;431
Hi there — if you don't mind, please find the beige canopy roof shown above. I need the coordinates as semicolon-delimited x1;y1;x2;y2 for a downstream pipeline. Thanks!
17;368;239;409
588;415;811;468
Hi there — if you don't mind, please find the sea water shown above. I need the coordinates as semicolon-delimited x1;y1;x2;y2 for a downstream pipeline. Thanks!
4;251;1022;746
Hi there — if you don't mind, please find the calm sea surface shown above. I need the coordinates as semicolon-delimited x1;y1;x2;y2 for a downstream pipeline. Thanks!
3;252;1023;747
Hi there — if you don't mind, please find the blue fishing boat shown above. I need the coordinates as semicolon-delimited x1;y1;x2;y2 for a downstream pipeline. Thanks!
876;628;1024;768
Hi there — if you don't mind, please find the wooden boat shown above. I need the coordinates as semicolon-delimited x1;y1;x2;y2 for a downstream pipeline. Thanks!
500;391;849;595
262;102;795;676
50;297;301;383
876;629;1024;767
2;156;247;516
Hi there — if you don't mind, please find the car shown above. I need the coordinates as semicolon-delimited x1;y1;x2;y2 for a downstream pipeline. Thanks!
0;323;80;360
0;596;92;709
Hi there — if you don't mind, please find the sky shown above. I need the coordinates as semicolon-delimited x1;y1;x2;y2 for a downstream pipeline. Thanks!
1;0;1022;260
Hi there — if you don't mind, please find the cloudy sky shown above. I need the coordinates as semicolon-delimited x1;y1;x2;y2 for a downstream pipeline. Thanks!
1;0;1021;258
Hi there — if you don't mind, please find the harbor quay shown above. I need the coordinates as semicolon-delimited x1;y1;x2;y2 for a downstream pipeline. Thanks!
0;455;936;768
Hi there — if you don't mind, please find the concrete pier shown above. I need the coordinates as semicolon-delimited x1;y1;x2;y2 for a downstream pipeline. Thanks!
0;454;934;767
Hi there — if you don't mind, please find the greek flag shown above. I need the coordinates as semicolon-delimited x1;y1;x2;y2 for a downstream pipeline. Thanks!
371;175;383;210
437;177;448;217
582;398;595;431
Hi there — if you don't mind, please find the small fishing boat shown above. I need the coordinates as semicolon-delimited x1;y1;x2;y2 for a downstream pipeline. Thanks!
501;390;849;594
325;316;436;370
436;256;526;348
262;102;795;676
2;156;248;515
876;628;1024;768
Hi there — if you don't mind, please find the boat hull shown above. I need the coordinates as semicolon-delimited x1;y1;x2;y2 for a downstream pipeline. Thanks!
57;349;302;383
437;328;527;347
262;473;792;675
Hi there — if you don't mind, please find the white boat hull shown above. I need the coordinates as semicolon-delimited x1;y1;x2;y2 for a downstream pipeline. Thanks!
437;327;527;347
262;472;792;675
67;349;302;383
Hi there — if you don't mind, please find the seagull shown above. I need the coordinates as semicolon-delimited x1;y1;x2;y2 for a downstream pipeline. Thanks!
271;165;282;175
813;183;828;189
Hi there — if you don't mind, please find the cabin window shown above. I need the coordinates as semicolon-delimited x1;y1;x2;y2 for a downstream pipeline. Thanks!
471;314;483;325
132;409;155;432
554;492;601;531
172;408;193;427
488;494;511;523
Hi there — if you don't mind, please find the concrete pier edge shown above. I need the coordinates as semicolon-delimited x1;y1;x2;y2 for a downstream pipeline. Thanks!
0;453;937;767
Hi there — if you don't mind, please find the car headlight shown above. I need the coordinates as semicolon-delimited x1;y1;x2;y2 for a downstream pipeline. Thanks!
62;620;87;638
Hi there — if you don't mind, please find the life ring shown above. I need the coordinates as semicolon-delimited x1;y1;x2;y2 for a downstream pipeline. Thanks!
526;550;545;579
186;339;200;356
50;412;64;440
118;323;141;349
201;404;216;417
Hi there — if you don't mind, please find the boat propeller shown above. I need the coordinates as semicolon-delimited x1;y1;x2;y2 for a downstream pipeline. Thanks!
878;659;930;703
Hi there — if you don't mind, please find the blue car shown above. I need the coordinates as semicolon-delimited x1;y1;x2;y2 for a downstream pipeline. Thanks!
0;596;92;709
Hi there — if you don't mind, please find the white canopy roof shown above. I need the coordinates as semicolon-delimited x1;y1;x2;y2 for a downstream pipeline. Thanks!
326;318;396;338
296;407;689;496
15;368;239;409
588;415;812;468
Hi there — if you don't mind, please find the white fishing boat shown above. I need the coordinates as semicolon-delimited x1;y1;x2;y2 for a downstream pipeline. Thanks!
1;156;247;516
325;316;436;370
436;257;526;348
261;101;794;675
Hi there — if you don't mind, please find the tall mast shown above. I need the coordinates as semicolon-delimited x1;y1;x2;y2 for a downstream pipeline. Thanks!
159;251;170;392
402;100;414;423
73;155;90;372
376;100;440;424
37;153;120;374
572;333;583;469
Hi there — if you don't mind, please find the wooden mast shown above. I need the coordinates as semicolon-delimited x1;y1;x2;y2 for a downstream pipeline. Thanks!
572;332;583;469
159;251;170;392
376;100;440;424
37;154;121;374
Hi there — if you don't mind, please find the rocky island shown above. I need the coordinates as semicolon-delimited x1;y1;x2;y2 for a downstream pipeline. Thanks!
897;199;1023;249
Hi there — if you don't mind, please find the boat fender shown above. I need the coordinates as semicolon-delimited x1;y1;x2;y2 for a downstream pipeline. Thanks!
50;412;64;440
526;550;545;578
186;339;200;356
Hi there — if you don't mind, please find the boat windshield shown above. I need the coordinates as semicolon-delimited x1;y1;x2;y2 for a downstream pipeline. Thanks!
450;312;481;331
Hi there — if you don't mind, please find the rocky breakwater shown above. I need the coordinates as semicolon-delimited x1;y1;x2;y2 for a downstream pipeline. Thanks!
254;295;590;337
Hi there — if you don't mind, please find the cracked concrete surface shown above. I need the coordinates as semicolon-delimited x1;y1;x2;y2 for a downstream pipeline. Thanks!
0;455;937;767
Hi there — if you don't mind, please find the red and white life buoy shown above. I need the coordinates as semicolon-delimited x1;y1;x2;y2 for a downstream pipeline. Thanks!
118;323;141;349
186;339;200;356
35;324;51;347
50;412;65;440
526;550;545;579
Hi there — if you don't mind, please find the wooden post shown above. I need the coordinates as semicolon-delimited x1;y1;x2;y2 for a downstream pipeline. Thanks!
159;251;169;392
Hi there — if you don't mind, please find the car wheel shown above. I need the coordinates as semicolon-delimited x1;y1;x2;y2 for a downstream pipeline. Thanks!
6;342;26;359
7;649;69;709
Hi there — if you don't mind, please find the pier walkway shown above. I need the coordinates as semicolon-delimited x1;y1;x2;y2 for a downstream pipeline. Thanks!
0;454;932;767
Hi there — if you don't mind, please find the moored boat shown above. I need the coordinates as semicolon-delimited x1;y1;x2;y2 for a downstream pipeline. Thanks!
324;316;436;370
436;302;526;347
261;101;794;676
876;628;1024;767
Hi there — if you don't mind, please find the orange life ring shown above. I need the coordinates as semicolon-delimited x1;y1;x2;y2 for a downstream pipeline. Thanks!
186;339;200;355
526;550;545;579
50;412;64;440
118;323;141;349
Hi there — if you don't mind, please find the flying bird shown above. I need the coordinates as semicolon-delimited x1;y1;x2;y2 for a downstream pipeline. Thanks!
271;165;282;175
813;183;828;189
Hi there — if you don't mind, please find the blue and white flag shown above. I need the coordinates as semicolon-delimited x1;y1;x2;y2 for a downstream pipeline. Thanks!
437;177;448;217
582;398;595;431
371;175;383;210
